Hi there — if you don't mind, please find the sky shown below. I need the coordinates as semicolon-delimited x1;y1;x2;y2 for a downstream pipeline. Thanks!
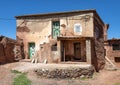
0;0;119;39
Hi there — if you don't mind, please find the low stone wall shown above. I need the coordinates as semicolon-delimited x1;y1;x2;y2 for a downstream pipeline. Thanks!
34;65;94;79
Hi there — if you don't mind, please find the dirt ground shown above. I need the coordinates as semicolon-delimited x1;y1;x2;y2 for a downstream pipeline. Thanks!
0;62;120;85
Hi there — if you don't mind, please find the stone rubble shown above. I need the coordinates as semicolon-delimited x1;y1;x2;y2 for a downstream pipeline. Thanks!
34;65;94;79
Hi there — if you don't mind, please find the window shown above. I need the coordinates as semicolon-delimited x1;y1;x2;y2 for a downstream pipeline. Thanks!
52;21;60;38
114;57;120;62
112;44;120;50
51;43;57;51
74;23;82;33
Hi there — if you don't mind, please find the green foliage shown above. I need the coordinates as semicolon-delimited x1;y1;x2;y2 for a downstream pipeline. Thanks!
11;70;21;74
113;82;120;85
12;71;31;85
80;76;87;80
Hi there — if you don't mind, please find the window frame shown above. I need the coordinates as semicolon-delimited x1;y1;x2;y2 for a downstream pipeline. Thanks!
112;44;120;50
114;57;120;62
52;21;60;39
74;23;82;33
51;43;57;51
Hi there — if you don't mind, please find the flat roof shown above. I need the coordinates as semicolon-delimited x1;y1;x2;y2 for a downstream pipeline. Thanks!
15;9;95;18
15;9;105;25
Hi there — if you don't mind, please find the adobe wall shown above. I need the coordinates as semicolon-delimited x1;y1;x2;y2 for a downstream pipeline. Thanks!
16;12;94;59
0;44;6;64
104;41;120;67
0;36;22;64
0;42;15;64
4;43;15;62
38;40;61;63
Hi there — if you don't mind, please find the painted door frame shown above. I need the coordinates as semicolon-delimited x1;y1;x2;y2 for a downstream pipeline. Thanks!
52;21;60;39
28;42;35;59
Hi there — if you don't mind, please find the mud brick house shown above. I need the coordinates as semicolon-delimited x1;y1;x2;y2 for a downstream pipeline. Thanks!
104;39;120;67
15;9;109;71
0;36;23;64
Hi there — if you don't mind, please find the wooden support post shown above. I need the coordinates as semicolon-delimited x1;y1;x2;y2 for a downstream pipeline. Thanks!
57;40;61;63
64;45;65;62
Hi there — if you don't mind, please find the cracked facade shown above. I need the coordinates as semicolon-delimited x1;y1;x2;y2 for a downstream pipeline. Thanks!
15;9;109;71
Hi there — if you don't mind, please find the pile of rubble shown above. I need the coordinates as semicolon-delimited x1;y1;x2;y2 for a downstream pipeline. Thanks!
34;65;94;79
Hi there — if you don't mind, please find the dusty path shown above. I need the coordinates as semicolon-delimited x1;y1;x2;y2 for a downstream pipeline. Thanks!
0;63;15;85
0;62;20;85
86;69;120;85
0;62;120;85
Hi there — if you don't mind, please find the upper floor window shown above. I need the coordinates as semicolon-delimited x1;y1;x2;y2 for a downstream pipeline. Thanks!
112;44;120;50
52;21;60;39
74;23;82;33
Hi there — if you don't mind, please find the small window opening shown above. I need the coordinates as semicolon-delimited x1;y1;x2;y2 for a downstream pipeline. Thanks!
114;57;120;62
51;43;57;51
74;23;82;33
112;44;120;50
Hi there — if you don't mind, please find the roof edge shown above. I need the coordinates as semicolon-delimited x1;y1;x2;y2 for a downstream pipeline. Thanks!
15;9;96;18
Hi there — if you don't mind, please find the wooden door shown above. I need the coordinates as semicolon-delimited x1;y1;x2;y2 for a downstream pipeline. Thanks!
74;43;81;60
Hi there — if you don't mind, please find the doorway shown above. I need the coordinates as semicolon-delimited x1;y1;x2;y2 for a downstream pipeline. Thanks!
74;43;81;60
29;42;35;58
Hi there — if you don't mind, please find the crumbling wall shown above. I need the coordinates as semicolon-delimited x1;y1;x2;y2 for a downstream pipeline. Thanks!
39;43;59;63
93;16;106;71
0;44;6;64
39;39;61;63
4;43;15;62
17;26;30;32
94;38;105;71
39;43;51;63
0;36;22;64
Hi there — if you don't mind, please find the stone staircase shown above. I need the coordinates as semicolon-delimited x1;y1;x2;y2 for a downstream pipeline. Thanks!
105;56;117;71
